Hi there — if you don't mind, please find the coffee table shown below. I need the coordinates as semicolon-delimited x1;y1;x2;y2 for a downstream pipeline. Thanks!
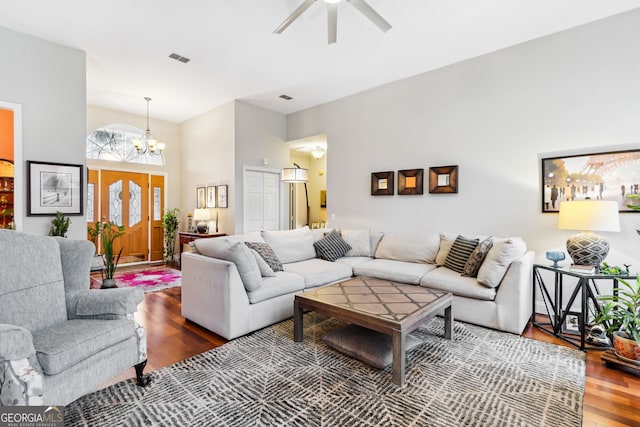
294;276;453;386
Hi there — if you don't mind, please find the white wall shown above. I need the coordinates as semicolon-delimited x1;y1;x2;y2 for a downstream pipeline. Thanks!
287;10;640;273
0;27;87;238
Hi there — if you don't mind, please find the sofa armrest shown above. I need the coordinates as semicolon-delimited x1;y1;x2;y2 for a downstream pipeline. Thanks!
493;250;535;334
67;288;144;319
0;324;35;361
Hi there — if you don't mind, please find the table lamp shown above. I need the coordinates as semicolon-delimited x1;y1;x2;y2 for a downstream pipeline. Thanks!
557;200;620;266
193;208;211;234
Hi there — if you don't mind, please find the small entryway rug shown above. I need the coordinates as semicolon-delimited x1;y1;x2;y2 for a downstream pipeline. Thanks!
65;314;585;426
114;266;181;293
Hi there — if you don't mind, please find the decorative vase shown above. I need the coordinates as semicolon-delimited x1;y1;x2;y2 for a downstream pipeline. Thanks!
545;251;565;268
613;331;640;363
101;278;117;289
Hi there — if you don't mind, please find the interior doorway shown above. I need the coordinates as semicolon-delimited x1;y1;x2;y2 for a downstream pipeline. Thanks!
287;135;327;229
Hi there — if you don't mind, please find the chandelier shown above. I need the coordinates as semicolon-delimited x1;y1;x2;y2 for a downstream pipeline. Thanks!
133;97;165;155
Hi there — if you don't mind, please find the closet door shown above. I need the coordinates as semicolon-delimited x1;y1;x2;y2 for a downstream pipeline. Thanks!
244;170;280;233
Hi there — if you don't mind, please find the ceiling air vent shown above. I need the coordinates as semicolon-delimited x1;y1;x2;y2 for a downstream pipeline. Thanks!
169;53;191;63
279;94;293;100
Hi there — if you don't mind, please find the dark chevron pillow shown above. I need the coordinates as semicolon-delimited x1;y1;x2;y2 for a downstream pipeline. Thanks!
245;242;283;272
444;235;479;274
313;230;352;262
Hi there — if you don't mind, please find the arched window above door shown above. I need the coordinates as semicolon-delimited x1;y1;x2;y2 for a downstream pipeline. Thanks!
86;123;164;166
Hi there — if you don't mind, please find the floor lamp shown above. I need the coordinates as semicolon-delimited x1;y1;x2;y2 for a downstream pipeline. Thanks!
281;163;309;227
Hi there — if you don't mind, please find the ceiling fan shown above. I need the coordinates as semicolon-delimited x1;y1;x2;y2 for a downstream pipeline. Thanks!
274;0;392;44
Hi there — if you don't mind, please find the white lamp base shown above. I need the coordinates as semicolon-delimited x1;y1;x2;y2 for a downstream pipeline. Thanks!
566;232;609;266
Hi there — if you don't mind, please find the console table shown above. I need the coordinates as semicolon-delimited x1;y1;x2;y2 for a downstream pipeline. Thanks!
532;264;634;350
178;232;226;255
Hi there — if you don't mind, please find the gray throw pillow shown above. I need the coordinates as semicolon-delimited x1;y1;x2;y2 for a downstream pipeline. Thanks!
245;242;283;271
462;237;493;277
313;230;352;262
444;235;479;274
249;249;276;277
322;324;422;369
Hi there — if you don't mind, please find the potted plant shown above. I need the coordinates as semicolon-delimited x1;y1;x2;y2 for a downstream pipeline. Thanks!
100;221;125;289
50;211;70;237
592;276;640;362
162;207;180;266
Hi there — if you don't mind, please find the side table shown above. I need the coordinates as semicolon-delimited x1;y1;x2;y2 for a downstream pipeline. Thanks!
178;232;226;256
532;264;634;350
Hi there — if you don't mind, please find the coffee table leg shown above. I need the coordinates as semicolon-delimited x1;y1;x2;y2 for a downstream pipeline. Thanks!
444;305;453;340
392;329;406;386
293;298;304;342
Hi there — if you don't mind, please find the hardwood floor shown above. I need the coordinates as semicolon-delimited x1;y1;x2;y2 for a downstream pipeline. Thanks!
107;286;640;426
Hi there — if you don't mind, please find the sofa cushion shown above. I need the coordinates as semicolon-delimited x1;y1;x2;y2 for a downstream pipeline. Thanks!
247;272;305;304
374;232;440;264
322;324;422;369
341;229;371;257
353;259;437;285
249;249;276;277
370;231;384;256
420;267;497;301
477;237;527;288
334;256;373;269
262;227;316;264
32;318;134;375
435;234;456;266
444;235;479;273
314;230;352;262
195;238;262;291
283;258;352;288
462;237;494;277
245;242;283;272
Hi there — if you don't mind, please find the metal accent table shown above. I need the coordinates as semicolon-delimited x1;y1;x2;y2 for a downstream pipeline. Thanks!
532;264;634;351
294;276;453;386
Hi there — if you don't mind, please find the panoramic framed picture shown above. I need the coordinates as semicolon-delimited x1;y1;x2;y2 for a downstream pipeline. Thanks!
196;186;206;209
206;186;216;208
371;171;394;196
217;184;228;208
27;160;83;216
541;148;640;212
398;168;424;195
428;165;458;194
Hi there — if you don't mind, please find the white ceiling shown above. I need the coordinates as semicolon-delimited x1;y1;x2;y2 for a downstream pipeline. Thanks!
1;1;640;123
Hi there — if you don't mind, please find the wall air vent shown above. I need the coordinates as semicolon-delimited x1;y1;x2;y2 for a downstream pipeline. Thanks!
169;53;191;63
279;94;293;100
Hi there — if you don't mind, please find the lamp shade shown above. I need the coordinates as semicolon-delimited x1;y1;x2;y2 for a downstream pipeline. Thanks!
281;167;308;183
193;208;211;222
557;201;620;232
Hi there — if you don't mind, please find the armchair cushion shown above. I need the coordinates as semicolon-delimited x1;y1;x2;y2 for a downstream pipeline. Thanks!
31;319;135;375
0;324;35;360
68;289;144;318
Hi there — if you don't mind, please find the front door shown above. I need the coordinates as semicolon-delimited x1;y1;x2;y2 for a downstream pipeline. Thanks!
100;170;149;263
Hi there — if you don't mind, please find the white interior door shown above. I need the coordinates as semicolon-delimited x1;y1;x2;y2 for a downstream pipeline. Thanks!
244;168;281;233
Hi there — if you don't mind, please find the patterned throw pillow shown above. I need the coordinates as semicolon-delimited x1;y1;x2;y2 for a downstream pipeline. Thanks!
444;235;479;274
245;242;283;272
462;237;493;277
313;230;352;262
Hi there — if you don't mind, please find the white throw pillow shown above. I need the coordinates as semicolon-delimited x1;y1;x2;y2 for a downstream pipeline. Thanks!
341;229;371;257
435;234;456;266
370;231;384;256
249;249;276;277
261;226;316;264
374;233;440;264
477;237;527;288
195;238;262;291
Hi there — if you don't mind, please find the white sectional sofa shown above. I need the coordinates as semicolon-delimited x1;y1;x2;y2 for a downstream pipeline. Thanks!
181;227;533;340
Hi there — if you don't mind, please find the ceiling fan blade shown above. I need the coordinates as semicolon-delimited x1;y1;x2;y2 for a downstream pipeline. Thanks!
274;0;317;34
327;3;337;44
346;0;392;33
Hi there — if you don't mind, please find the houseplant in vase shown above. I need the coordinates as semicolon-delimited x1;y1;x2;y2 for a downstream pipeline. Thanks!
162;207;180;266
100;221;125;289
592;276;640;363
49;211;70;237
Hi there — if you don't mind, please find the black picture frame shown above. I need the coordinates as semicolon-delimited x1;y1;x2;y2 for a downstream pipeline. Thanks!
196;187;206;209
561;310;582;336
206;186;216;208
398;168;424;195
27;160;83;216
429;165;458;194
371;171;394;196
217;184;228;208
541;148;640;212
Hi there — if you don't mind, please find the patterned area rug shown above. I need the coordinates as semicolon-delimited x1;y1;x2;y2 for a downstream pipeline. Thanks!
65;314;585;426
114;267;181;292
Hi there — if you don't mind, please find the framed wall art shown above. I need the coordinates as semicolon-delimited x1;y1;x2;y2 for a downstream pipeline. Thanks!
398;168;424;195
541;148;640;212
206;186;217;208
371;171;394;196
196;186;206;209
217;184;228;208
27;160;83;216
429;165;458;194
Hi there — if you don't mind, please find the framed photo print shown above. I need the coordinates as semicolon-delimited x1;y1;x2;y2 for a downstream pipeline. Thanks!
206;186;216;208
196;187;206;209
561;310;582;336
429;165;458;194
398;168;424;195
371;171;394;196
541;148;640;212
217;184;228;208
27;161;83;216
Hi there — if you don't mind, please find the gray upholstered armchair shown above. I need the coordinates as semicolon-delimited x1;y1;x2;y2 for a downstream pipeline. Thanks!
0;229;150;406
